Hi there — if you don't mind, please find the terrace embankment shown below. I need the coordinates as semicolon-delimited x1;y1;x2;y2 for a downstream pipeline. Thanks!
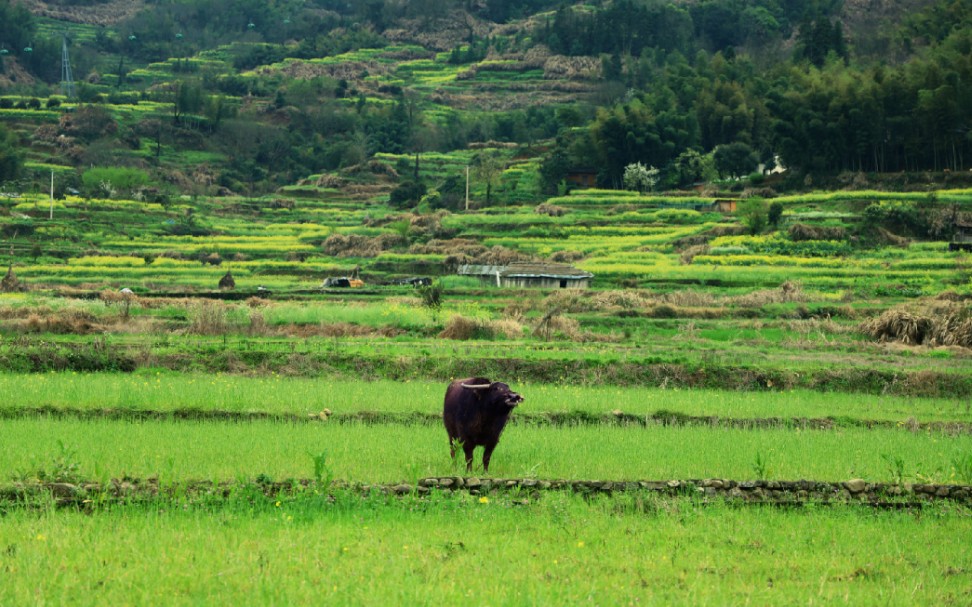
4;477;970;509
5;406;972;434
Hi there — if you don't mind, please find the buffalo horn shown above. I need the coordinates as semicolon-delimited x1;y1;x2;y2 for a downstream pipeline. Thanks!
460;383;491;389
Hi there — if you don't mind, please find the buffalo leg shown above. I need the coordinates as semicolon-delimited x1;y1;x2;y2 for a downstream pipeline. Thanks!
482;442;496;473
462;442;476;472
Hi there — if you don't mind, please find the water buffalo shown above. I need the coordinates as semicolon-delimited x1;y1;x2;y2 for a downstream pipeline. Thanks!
443;377;523;473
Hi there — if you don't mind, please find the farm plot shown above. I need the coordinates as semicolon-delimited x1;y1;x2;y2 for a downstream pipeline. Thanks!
2;416;971;483
1;374;971;425
2;496;969;605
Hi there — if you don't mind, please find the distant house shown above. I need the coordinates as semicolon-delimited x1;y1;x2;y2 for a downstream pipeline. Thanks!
711;199;737;213
565;169;598;190
950;219;972;252
458;262;593;289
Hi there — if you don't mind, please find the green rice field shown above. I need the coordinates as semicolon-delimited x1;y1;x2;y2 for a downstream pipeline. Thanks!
2;184;971;604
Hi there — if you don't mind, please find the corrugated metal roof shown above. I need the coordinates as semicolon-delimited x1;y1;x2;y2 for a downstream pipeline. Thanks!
457;264;507;276
459;263;593;279
501;263;593;279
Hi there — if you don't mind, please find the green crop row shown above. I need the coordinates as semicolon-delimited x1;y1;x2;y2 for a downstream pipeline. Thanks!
2;495;968;605
2;417;969;483
1;373;969;423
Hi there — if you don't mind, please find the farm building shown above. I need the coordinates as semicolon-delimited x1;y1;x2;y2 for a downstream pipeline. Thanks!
950;219;972;251
711;199;737;213
565;169;598;189
458;262;593;289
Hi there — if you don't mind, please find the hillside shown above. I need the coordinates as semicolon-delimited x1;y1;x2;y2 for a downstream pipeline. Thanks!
0;0;971;205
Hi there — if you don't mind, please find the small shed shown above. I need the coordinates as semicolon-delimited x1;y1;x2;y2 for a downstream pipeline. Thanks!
565;169;598;190
459;262;593;289
950;219;972;251
712;199;737;213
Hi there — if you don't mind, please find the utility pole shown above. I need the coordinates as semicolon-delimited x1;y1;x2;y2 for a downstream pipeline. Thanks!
61;35;75;99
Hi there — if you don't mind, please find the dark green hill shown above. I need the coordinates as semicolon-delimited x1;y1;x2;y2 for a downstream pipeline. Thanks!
1;0;971;200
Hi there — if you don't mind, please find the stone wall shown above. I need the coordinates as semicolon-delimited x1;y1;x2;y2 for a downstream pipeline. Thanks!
410;477;972;506
5;477;968;508
0;476;972;508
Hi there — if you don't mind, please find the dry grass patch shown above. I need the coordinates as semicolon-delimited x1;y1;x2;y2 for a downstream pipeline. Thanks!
186;301;231;335
860;300;972;347
659;290;716;307
731;281;806;307
589;290;651;311
15;309;101;334
438;315;524;340
323;233;407;257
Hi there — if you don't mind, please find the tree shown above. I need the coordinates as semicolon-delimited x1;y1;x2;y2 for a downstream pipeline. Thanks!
473;151;503;206
0;124;24;184
622;162;659;194
173;80;205;125
0;1;34;55
672;149;711;187
713;142;758;179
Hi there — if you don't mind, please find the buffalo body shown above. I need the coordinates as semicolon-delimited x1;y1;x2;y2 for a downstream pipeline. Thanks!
443;377;523;472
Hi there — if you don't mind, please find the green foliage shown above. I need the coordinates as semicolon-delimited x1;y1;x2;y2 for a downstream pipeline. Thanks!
81;167;151;198
0;1;34;58
881;453;906;485
713;142;758;179
417;280;443;312
389;180;427;209
768;201;784;227
739;198;768;235
308;450;334;488
0;124;24;183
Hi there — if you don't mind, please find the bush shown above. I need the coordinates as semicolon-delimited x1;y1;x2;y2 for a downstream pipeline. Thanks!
389;180;427;209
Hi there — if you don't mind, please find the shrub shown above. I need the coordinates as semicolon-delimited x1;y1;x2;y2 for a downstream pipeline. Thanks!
389;180;427;209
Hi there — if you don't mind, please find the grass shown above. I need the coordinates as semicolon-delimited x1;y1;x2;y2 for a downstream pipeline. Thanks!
1;496;969;605
1;374;971;423
2;417;970;483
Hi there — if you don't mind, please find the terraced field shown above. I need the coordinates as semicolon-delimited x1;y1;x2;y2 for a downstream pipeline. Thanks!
2;185;972;603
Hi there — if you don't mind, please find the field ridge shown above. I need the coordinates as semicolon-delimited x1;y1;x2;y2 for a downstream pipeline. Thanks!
4;405;972;434
5;476;971;509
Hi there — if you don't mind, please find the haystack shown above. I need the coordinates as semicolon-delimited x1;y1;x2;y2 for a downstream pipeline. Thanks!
860;300;972;348
1;265;23;292
218;270;236;290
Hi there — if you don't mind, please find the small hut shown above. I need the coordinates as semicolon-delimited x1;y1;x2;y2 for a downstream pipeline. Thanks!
459;262;593;289
711;199;737;213
565;169;598;189
218;270;236;290
950;219;972;252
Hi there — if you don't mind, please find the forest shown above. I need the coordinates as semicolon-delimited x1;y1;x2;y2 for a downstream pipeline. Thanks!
0;0;971;198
